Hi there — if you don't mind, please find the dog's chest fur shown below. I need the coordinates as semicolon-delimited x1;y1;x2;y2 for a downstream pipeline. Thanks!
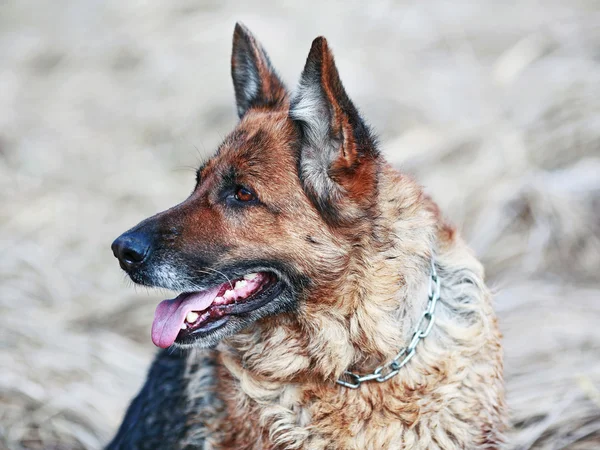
182;325;504;450
181;272;505;449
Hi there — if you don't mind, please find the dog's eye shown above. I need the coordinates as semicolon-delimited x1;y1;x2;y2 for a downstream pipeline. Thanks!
234;186;256;202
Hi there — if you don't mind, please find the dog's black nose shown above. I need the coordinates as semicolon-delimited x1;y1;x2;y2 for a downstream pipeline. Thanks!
111;231;151;270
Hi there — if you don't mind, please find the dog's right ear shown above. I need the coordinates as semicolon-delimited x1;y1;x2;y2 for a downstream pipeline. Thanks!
231;23;288;118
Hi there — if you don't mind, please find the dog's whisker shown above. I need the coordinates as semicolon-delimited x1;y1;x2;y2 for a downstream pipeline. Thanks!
203;267;234;290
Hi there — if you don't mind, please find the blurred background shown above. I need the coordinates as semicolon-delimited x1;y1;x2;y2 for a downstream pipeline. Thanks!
1;0;599;448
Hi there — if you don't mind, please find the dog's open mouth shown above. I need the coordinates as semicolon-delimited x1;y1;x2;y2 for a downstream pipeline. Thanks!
151;272;281;348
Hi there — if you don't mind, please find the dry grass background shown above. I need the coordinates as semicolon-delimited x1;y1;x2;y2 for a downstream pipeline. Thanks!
1;0;599;449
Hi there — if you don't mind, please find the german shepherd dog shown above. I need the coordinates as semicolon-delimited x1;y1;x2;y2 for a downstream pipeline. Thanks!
109;23;506;450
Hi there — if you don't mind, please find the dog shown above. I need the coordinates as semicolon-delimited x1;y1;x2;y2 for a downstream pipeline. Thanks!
109;23;506;450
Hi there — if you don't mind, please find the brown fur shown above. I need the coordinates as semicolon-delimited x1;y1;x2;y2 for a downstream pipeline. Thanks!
182;159;507;449
113;24;507;449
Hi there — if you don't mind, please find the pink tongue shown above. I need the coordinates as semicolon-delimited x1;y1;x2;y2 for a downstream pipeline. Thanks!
151;285;221;348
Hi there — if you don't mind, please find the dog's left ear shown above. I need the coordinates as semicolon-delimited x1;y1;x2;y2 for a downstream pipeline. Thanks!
290;37;379;223
231;23;288;118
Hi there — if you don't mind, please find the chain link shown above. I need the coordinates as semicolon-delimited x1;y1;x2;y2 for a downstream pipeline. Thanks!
337;259;441;389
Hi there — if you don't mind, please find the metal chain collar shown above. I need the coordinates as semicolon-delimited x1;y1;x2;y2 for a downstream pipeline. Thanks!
336;259;441;389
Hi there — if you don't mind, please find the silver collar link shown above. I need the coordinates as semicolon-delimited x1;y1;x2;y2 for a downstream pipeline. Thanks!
337;259;441;389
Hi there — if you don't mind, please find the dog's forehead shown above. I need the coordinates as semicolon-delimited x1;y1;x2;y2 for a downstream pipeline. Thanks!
201;110;297;180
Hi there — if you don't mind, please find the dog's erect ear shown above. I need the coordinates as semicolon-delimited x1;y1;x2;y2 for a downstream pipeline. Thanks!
231;23;288;118
290;37;379;223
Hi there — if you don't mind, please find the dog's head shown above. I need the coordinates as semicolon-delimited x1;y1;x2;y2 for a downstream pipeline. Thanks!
112;23;380;349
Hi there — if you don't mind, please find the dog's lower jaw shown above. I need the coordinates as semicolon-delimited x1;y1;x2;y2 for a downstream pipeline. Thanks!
172;288;298;350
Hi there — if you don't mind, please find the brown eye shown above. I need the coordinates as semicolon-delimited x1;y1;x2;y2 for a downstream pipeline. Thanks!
234;186;255;202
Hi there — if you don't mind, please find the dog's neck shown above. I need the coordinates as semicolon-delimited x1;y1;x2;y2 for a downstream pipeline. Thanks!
219;165;440;384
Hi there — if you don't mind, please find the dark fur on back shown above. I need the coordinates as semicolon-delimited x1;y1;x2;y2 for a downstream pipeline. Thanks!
107;350;191;449
107;350;222;450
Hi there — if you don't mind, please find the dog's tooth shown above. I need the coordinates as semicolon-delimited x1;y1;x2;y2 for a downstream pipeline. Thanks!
186;311;199;323
244;273;259;281
214;296;224;304
224;289;235;300
181;323;187;330
235;280;247;290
